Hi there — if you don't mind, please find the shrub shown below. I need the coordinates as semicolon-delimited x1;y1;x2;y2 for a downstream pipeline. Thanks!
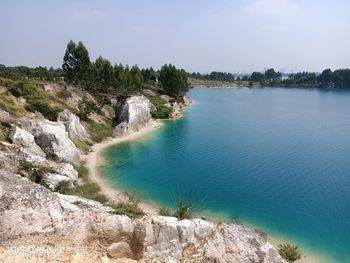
277;243;302;262
110;191;143;218
174;198;192;219
72;138;90;154
18;160;57;187
9;81;61;121
146;95;172;119
74;163;89;182
77;98;101;121
0;92;26;117
54;180;72;194
69;182;108;204
159;207;172;216
87;119;114;142
57;88;72;99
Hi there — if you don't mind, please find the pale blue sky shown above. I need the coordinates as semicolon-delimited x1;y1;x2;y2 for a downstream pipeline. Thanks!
0;0;349;73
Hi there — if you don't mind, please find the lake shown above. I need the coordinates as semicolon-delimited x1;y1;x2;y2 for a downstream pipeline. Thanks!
102;87;350;262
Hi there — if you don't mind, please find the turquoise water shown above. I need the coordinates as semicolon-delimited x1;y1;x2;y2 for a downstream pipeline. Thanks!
102;87;350;262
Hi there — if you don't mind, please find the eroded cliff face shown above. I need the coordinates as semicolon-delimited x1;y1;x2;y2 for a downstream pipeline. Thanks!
0;170;285;263
0;91;285;262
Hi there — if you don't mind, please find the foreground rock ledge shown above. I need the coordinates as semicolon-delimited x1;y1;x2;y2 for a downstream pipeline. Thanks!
0;170;286;263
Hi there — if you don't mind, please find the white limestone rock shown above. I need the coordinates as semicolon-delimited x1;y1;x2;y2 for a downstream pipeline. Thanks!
9;126;46;160
107;242;133;259
20;119;80;164
116;95;155;131
58;109;91;142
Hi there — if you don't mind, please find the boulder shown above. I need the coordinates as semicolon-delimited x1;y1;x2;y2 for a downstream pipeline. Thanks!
0;109;13;124
44;173;74;191
9;126;46;161
101;105;115;119
20;119;80;164
107;242;133;259
116;95;155;131
58;109;90;142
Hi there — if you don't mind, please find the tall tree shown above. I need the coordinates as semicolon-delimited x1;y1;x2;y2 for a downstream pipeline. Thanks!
159;64;189;98
62;40;91;84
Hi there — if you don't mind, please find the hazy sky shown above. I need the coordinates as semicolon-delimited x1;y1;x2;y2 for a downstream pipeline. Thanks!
0;0;349;73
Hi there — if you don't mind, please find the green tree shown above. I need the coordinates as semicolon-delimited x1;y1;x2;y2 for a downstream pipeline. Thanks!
159;64;189;99
129;65;144;92
250;72;266;82
62;40;91;84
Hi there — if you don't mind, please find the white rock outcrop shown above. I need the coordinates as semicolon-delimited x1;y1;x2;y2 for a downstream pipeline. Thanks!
58;109;90;142
0;170;286;263
20;119;80;164
9;126;46;161
116;95;155;132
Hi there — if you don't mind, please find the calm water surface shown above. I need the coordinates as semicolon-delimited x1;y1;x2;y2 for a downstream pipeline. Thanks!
102;87;350;262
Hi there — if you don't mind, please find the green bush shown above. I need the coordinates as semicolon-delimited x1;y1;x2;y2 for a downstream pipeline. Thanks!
87;119;114;142
57;88;72;99
146;95;172;119
74;163;89;182
0;92;26;117
54;180;72;194
69;182;108;204
277;243;302;262
77;98;101;121
159;207;172;216
72;139;90;154
9;81;61;121
110;191;143;218
174;198;192;219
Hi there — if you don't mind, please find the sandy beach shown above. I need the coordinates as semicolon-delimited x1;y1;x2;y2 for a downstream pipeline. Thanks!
84;120;163;215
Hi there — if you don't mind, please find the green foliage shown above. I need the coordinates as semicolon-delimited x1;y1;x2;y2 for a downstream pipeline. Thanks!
146;95;172;119
54;180;72;194
57;88;72;99
62;40;91;84
74;164;89;182
18;160;56;188
87;119;114;143
0;92;26;117
265;68;282;80
250;72;266;82
277;243;302;262
0;64;63;81
77;97;101;121
9;81;61;121
188;71;235;82
110;191;143;218
69;182;109;204
159;207;172;216
174;198;192;220
72;138;90;154
159;64;189;99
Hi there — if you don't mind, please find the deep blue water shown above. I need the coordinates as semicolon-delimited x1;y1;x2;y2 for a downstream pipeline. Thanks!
102;87;350;262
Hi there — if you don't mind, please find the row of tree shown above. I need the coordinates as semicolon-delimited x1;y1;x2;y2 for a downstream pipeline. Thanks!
62;40;189;97
0;64;63;81
188;68;350;88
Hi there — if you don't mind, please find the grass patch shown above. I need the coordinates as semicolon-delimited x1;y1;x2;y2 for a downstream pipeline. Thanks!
74;163;89;182
9;81;61;121
57;88;72;99
17;160;56;188
72;138;90;154
110;191;143;218
146;95;172;119
159;207;172;216
66;182;109;204
87;119;114;143
0;92;26;117
174;198;193;219
77;98;102;121
0;160;5;169
277;243;302;262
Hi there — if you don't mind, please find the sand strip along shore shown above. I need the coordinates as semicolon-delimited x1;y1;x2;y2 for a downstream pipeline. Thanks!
84;120;163;215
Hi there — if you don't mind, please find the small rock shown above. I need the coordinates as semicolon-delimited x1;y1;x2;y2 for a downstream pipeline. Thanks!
107;242;133;259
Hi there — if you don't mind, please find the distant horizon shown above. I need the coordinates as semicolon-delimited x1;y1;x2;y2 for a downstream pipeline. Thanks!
1;0;349;73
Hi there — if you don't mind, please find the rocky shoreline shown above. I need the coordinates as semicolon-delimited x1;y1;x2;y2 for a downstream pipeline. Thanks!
0;83;287;262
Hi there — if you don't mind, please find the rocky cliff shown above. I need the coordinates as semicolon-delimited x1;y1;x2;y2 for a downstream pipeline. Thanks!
0;83;285;263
